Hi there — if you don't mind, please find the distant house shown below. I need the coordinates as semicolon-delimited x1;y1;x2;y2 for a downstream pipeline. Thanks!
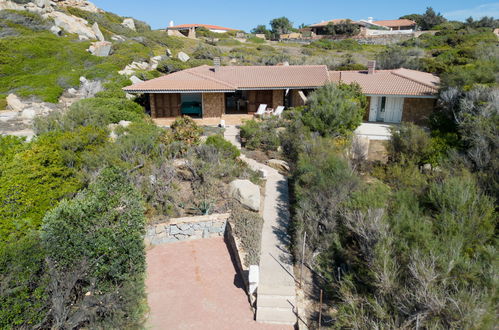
124;61;439;125
166;22;237;38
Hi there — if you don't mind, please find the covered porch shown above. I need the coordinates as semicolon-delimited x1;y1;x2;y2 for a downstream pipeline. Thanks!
153;114;254;127
147;89;308;122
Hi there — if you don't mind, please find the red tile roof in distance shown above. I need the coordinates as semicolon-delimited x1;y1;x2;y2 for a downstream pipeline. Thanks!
329;68;439;96
373;19;417;27
309;19;360;27
167;24;237;31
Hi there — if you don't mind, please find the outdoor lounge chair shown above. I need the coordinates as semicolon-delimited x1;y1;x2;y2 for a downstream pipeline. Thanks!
273;106;285;117
254;104;268;117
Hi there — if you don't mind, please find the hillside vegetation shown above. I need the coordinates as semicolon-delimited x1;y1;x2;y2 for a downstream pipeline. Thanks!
0;2;497;328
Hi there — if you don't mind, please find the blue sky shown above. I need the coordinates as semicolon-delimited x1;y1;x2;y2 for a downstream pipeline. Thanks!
91;1;499;31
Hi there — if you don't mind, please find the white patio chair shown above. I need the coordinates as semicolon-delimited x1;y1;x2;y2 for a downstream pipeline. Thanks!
273;106;285;117
254;104;267;117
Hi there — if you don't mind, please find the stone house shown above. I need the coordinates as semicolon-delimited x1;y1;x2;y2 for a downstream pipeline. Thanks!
123;61;439;125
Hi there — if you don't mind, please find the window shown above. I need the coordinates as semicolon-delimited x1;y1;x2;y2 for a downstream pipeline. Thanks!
380;96;386;112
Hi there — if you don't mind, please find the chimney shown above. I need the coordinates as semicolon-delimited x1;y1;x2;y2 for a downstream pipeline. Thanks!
213;57;221;72
367;60;376;74
169;20;174;27
367;17;373;23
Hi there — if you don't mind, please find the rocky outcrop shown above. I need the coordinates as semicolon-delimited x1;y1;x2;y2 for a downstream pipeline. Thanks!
52;0;100;13
92;22;105;41
129;75;143;84
118;55;167;76
177;51;190;62
267;159;290;172
0;0;100;14
229;179;261;212
42;11;97;40
87;41;112;56
122;18;135;31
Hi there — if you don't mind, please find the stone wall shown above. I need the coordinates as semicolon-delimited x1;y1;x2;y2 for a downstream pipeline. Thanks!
202;93;225;117
402;98;436;125
145;213;230;246
224;221;249;291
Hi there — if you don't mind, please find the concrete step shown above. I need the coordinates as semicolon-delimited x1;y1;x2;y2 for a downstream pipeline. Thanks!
256;305;297;325
258;284;296;297
257;294;296;309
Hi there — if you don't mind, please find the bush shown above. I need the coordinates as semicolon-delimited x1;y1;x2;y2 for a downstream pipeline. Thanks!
0;233;49;328
156;58;211;73
169;116;202;144
34;97;143;134
230;205;264;266
239;118;281;151
247;36;266;43
0;126;107;243
205;134;240;159
192;43;222;60
301;83;366;137
41;167;146;328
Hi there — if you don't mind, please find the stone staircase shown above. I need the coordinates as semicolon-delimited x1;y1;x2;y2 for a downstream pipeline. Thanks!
256;285;297;325
224;126;298;326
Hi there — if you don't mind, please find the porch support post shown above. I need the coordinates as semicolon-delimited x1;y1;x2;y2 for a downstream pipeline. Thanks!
149;93;157;118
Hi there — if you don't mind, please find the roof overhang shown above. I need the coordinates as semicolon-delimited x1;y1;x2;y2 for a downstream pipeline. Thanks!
365;94;438;99
124;89;236;94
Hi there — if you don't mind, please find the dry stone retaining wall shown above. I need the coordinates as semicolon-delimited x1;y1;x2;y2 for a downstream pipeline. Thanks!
145;213;230;246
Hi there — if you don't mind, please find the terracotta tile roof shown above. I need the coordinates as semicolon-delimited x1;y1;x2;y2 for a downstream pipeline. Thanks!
309;19;360;27
167;24;237;31
373;19;416;28
329;68;439;96
124;64;439;97
124;65;331;92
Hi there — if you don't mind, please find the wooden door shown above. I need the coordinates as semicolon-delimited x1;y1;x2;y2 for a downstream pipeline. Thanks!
384;97;404;123
369;96;379;121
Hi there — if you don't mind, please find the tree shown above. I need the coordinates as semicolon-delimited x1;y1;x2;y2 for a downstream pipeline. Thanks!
301;83;367;137
400;13;423;27
324;19;360;36
41;167;146;329
464;16;499;28
270;16;293;35
251;24;271;39
420;7;447;30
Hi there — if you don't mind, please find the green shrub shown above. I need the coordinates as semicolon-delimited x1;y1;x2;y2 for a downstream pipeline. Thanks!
301;83;366;137
0;233;49;328
230;205;264;266
41;167;146;328
34;97;143;134
169;116;202;144
216;38;242;46
247;36;265;43
206;134;240;159
256;44;275;52
239;118;281;151
307;39;362;51
389;123;452;166
157;58;211;73
0;127;107;242
192;43;222;60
